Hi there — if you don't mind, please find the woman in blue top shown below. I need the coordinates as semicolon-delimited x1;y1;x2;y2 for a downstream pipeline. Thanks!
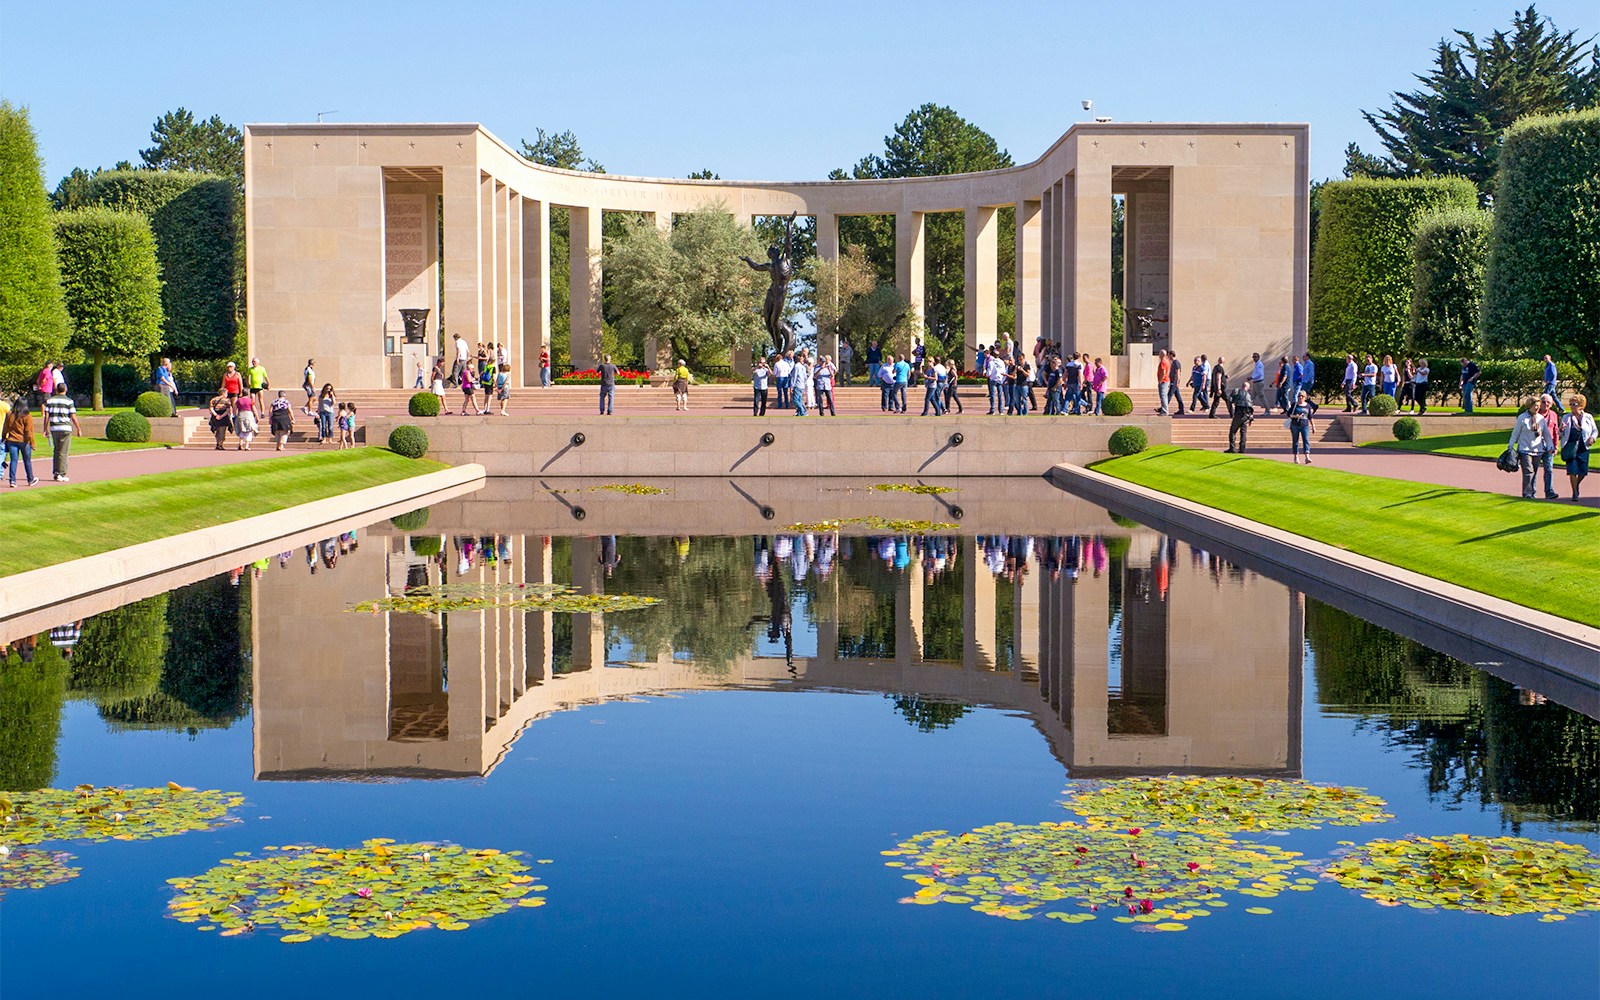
1288;390;1314;464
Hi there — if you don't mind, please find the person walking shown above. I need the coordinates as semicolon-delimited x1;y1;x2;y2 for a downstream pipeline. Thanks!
1399;358;1417;412
302;359;317;415
451;332;470;386
1543;355;1563;415
1535;394;1560;499
41;384;82;481
155;357;179;414
865;341;883;386
673;359;691;411
1225;379;1255;453
1341;354;1358;412
893;354;911;414
539;346;551;387
920;359;942;416
1380;354;1398;401
879;355;897;412
3;400;38;487
1559;394;1596;500
318;384;340;437
268;390;294;450
1288;389;1314;464
493;364;511;416
1209;357;1228;418
944;358;963;414
246;357;269;412
208;390;233;450
1155;349;1172;414
791;352;811;416
1360;354;1379;413
986;347;1007;414
773;351;793;409
1272;355;1290;414
1090;357;1108;415
430;362;447;409
233;391;259;450
598;354;619;415
458;366;477;416
1043;356;1063;415
815;355;837;416
1250;353;1266;409
752;355;770;415
221;361;244;399
1413;359;1430;415
838;340;854;384
1460;355;1481;414
1508;398;1555;499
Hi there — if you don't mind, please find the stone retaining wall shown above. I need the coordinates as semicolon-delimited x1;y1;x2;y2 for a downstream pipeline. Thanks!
1333;413;1515;445
364;414;1171;477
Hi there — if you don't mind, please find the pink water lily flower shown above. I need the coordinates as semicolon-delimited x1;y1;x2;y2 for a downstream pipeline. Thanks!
356;888;372;899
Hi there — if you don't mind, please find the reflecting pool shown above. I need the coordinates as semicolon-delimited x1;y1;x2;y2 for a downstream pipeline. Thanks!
2;508;1596;998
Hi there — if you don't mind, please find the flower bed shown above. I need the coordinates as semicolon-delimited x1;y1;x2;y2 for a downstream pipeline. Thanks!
554;369;650;386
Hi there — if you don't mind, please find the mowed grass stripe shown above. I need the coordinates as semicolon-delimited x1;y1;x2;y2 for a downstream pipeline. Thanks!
1360;429;1508;461
0;450;446;578
1091;446;1599;628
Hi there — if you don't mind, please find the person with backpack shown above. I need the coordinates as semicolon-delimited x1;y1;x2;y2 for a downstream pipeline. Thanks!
1225;379;1255;453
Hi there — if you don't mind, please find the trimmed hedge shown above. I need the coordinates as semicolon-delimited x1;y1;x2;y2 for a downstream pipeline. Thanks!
54;208;164;409
410;535;443;557
1482;109;1600;399
408;391;441;417
104;411;151;442
83;170;236;358
0;101;71;370
1100;390;1133;416
1309;177;1477;357
1409;206;1491;355
1107;426;1148;456
389;508;430;531
387;424;429;459
1366;393;1397;417
1300;355;1580;407
133;391;172;417
1393;416;1421;441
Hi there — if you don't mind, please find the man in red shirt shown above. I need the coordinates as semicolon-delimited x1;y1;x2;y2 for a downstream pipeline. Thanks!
1156;350;1172;415
221;362;244;397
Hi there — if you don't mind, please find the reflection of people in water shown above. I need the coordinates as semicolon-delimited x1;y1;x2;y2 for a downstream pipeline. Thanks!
600;536;620;578
765;565;794;674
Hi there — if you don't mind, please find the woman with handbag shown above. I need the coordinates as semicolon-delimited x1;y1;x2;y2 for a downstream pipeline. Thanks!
1288;389;1314;464
208;392;233;450
1560;393;1597;500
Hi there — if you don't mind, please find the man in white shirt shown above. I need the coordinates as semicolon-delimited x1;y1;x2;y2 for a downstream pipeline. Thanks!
1342;354;1359;412
452;334;470;385
774;352;795;409
986;350;1008;415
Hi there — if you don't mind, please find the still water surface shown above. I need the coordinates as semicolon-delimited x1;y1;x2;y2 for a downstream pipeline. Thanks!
2;521;1596;998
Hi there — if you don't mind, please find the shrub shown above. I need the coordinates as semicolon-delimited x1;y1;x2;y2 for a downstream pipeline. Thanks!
408;391;441;417
1409;206;1491;355
387;424;429;459
409;535;443;557
1100;390;1133;416
83;170;236;358
1482;109;1600;400
0;101;71;370
1309;177;1477;357
1393;416;1421;441
1107;426;1148;456
1366;393;1398;417
104;410;151;442
389;508;430;531
134;391;172;417
1107;511;1141;529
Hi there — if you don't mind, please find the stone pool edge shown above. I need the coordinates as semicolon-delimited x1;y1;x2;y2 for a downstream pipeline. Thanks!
1049;461;1600;690
0;463;486;637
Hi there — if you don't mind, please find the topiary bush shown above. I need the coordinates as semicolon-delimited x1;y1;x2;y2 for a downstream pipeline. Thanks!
1366;393;1398;417
1393;416;1421;441
104;411;151;442
409;535;443;557
408;391;441;417
389;508;430;531
1107;426;1148;456
1100;390;1133;416
134;391;172;418
387;424;429;459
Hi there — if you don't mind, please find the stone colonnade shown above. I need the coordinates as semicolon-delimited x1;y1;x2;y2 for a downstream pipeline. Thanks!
246;121;1309;391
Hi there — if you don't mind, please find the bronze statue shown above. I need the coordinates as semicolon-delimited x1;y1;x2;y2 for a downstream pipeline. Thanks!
742;211;797;356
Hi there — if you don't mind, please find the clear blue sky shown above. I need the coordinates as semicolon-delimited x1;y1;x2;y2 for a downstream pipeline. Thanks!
4;0;1595;187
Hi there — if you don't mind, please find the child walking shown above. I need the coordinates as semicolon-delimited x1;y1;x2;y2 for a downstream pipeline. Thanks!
339;404;357;448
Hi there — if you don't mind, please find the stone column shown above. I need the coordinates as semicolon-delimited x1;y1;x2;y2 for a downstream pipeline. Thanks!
964;205;998;370
480;176;497;353
521;199;549;387
495;183;511;366
962;537;996;671
1072;166;1113;360
441;167;482;347
1014;566;1040;678
894;554;925;665
815;213;839;364
569;205;603;368
1040;187;1054;343
524;535;553;685
895;211;925;351
506;188;521;377
1054;178;1074;349
1067;553;1112;768
1015;199;1042;348
569;535;606;671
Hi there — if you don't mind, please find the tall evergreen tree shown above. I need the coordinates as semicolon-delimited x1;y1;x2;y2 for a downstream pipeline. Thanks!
1353;6;1599;197
140;108;243;189
0;101;71;369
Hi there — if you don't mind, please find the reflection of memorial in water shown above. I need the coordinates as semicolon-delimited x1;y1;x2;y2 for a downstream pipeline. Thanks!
251;532;1300;780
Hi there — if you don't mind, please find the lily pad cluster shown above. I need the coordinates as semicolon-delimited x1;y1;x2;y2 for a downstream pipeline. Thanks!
551;483;668;496
1;783;244;846
885;821;1304;930
1325;834;1600;918
166;839;549;942
869;483;956;496
0;847;81;895
1063;776;1394;834
351;583;659;616
782;516;960;533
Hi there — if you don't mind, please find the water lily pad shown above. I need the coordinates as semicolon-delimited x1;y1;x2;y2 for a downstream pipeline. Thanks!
887;820;1303;927
868;483;957;496
0;785;244;847
165;840;549;942
350;583;658;616
550;483;668;496
1063;776;1393;833
0;847;80;894
1325;835;1600;918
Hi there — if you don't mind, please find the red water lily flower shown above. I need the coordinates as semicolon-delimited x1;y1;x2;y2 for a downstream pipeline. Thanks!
1129;828;1142;835
1141;899;1154;913
1124;887;1135;897
1186;862;1201;871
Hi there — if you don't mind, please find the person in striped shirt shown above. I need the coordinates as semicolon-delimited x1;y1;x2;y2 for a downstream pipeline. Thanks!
42;384;83;482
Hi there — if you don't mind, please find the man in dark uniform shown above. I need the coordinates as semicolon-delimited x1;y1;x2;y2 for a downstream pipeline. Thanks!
1226;378;1255;453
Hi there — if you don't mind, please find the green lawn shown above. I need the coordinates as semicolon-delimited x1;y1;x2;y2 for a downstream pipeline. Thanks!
0;450;447;578
1360;429;1507;461
1091;446;1599;627
40;436;168;456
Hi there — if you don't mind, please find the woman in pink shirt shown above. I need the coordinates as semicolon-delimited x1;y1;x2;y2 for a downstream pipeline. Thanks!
1089;357;1109;415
